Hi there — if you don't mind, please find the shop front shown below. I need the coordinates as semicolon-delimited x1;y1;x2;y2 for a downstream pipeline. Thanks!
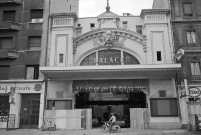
0;81;45;129
73;79;148;128
40;64;181;129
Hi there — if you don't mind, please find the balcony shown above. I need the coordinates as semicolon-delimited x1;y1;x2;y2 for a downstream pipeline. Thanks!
0;0;23;5
0;50;18;59
0;22;21;32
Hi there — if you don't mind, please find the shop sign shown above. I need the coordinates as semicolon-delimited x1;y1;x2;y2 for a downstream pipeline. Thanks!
0;83;42;93
73;79;148;94
75;85;146;93
188;87;201;97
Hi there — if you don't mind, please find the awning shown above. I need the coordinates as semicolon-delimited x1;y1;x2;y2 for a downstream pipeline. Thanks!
40;64;181;80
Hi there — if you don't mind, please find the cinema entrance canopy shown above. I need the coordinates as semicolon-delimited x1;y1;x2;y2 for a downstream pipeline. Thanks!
40;64;181;80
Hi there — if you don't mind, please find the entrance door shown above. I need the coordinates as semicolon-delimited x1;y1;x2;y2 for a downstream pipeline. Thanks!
20;94;40;128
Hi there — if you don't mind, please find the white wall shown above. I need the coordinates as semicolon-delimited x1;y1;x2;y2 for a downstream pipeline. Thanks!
50;0;79;15
49;28;74;66
75;16;143;35
47;80;73;99
149;78;177;98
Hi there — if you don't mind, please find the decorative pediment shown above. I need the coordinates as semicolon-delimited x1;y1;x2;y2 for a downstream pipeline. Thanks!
97;0;120;28
97;0;119;19
73;28;147;54
98;11;119;19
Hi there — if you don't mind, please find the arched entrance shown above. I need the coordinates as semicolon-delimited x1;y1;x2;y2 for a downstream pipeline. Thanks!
74;49;147;128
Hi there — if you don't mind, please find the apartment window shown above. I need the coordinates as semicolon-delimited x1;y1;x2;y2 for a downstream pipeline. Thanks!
0;95;10;117
30;9;43;23
157;51;162;61
0;66;9;80
191;62;201;76
123;21;128;27
90;23;95;29
150;98;178;117
47;100;72;110
28;36;41;50
136;25;143;34
186;30;196;46
159;90;166;97
0;37;13;50
183;2;193;16
59;54;64;63
26;65;39;80
76;27;82;37
3;11;15;22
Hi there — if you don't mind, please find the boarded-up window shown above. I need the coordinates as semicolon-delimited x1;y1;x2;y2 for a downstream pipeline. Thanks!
47;100;72;110
0;66;9;80
191;62;201;75
26;65;39;80
186;30;197;46
0;37;13;50
3;11;15;22
28;36;41;50
150;98;178;117
183;2;193;16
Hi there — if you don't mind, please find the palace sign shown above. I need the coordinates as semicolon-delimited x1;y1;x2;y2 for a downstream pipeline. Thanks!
188;87;201;97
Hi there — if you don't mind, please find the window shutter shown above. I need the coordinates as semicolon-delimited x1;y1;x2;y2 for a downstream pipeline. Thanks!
28;36;41;46
31;10;43;19
0;37;13;49
0;66;9;80
3;11;15;21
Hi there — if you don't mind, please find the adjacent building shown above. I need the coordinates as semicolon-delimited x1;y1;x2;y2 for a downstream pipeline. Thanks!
0;0;45;129
154;0;201;130
40;0;181;129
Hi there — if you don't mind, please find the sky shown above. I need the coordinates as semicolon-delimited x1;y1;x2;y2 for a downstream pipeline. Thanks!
79;0;154;17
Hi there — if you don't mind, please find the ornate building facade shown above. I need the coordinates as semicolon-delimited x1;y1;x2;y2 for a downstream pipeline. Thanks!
40;0;181;129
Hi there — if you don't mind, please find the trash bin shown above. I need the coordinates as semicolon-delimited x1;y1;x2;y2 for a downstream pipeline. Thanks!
195;114;201;132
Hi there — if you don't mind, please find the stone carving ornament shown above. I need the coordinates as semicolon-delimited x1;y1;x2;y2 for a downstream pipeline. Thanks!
93;30;126;49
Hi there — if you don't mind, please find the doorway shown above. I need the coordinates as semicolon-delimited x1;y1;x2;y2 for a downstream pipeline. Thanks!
20;94;40;128
75;92;146;128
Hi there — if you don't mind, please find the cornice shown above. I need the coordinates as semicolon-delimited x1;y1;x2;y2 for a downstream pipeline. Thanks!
140;9;170;18
49;12;78;20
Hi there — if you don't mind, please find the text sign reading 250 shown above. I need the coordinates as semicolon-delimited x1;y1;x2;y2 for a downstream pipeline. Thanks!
189;87;201;97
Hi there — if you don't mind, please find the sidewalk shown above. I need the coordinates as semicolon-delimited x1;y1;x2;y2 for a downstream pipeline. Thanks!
0;128;199;135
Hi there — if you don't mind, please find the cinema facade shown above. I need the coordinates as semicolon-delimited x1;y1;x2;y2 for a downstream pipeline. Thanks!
39;0;181;129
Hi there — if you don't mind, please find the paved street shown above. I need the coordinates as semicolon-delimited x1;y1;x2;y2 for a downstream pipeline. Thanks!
0;128;199;135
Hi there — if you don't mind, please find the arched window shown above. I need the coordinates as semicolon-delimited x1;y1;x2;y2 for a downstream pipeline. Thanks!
80;49;140;66
80;52;96;66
